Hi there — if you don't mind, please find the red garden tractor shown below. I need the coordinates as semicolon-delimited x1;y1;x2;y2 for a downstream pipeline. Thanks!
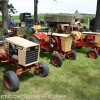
71;31;100;58
34;31;77;67
0;36;49;91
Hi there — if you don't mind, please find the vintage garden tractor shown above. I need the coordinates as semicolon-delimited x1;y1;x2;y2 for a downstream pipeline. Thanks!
33;27;77;67
3;25;77;67
71;31;100;58
0;36;49;91
49;23;100;59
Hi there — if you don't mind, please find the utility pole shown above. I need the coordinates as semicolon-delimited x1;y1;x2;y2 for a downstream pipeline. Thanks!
34;0;38;22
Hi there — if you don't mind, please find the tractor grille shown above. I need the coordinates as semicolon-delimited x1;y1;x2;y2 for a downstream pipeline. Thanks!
25;46;38;64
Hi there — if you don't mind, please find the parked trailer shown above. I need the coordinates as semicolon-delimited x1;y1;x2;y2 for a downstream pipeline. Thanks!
44;14;80;28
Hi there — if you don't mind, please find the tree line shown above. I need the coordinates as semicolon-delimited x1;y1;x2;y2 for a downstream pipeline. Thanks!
0;0;100;31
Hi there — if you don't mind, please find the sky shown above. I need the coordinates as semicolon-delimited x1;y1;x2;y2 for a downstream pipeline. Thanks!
9;0;97;15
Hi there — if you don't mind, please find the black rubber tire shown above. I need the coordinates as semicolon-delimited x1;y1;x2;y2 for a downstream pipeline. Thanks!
0;35;3;40
66;50;77;60
50;54;63;67
87;49;98;59
28;36;39;44
3;71;19;91
9;44;15;55
34;62;49;77
71;40;76;50
2;30;11;37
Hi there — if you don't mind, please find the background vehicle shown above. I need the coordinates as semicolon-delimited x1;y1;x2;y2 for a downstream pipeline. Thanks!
44;14;80;28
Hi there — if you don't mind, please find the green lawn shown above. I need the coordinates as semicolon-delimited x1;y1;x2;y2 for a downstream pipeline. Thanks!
0;14;100;100
0;47;100;100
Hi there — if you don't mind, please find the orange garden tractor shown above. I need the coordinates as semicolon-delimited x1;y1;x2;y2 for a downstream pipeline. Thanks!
52;23;100;59
0;36;49;91
34;31;77;67
71;31;100;59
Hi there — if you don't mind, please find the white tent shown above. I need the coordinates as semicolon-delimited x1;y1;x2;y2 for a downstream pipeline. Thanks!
73;10;83;19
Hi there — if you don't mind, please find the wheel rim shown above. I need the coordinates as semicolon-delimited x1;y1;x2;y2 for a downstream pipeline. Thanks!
36;65;44;75
67;52;74;59
4;76;12;89
89;51;96;58
52;57;59;66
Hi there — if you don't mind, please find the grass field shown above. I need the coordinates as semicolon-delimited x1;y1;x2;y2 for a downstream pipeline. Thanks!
0;48;100;100
0;14;100;100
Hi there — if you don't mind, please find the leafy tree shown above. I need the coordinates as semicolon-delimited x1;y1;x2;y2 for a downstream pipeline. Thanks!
0;0;17;31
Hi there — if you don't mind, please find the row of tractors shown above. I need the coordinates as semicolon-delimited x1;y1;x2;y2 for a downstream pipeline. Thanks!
0;21;100;91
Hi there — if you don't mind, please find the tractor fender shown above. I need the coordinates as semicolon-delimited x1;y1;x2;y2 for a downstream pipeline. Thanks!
34;32;47;39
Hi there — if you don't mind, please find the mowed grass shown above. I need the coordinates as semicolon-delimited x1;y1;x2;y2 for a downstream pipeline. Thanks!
0;14;100;100
0;47;100;100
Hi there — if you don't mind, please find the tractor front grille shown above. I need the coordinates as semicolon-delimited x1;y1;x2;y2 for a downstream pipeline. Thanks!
25;46;38;64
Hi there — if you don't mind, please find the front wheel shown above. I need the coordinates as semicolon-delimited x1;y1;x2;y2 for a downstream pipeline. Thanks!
3;71;19;91
50;54;63;67
34;62;49;77
66;50;77;60
87;49;98;59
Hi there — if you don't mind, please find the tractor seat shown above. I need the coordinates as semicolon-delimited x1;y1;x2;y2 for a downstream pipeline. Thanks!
88;41;98;44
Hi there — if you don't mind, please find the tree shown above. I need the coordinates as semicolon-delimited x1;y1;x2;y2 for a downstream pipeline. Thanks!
0;0;9;31
34;0;57;21
0;0;17;31
94;0;100;31
34;0;38;21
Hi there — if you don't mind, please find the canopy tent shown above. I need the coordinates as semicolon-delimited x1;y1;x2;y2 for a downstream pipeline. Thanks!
73;10;83;19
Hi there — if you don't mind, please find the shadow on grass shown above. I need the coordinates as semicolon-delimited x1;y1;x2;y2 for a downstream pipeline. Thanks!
75;47;91;58
39;69;100;100
75;48;88;54
40;50;53;60
40;50;70;60
0;62;38;94
0;62;35;82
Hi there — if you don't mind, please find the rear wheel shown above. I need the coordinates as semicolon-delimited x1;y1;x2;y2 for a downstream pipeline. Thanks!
50;54;63;67
3;71;19;91
71;40;76;50
28;36;39;44
87;49;98;59
34;62;49;77
66;50;77;60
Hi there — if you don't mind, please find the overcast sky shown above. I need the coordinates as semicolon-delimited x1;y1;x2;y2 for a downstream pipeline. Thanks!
9;0;97;15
